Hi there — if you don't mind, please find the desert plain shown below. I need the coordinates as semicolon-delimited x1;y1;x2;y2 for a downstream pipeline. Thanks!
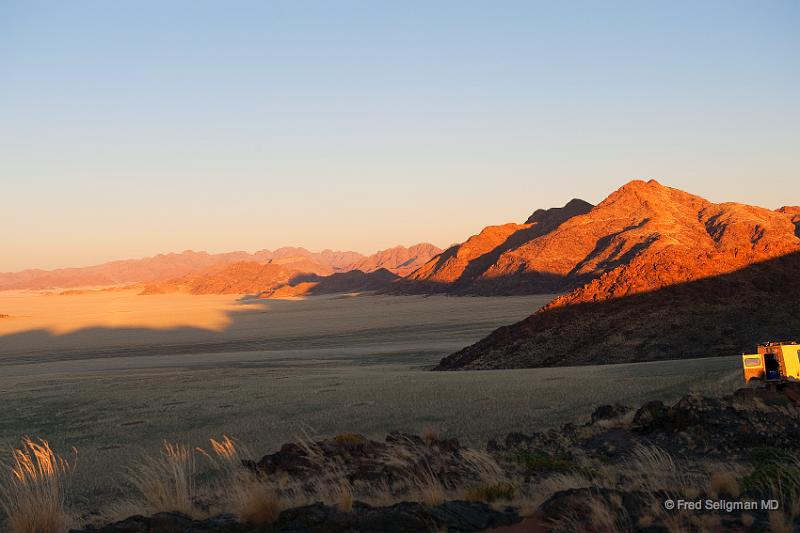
0;289;741;512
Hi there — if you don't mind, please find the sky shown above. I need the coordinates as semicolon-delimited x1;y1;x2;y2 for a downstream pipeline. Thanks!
1;1;798;271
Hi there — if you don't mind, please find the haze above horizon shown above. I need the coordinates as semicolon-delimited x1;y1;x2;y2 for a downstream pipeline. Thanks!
2;1;798;271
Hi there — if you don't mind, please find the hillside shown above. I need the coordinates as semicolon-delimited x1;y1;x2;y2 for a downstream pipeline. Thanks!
347;243;442;277
436;180;800;369
141;259;333;295
393;199;595;294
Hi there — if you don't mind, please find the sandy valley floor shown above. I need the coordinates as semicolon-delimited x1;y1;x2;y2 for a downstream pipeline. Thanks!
0;289;742;509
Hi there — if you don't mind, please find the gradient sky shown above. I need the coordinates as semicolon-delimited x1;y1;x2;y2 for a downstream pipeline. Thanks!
1;1;798;271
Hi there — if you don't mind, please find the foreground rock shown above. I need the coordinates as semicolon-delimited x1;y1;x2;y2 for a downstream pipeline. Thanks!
72;500;519;532
248;431;466;485
490;382;800;531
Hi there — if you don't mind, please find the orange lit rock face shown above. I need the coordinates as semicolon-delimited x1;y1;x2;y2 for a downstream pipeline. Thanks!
401;180;799;296
400;199;595;294
550;182;799;309
437;180;800;369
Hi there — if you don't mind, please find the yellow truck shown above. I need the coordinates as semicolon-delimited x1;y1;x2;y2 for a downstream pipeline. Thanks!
742;341;800;383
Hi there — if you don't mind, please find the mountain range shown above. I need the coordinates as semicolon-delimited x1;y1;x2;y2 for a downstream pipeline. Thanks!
0;244;441;292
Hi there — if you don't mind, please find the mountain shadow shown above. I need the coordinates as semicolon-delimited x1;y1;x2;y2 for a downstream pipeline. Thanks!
435;250;800;370
267;269;400;297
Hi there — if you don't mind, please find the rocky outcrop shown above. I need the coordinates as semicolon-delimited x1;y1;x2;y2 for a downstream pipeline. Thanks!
489;382;800;462
489;383;800;532
437;181;800;369
247;432;464;486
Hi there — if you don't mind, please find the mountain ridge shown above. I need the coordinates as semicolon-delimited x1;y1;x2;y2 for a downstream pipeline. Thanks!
0;244;440;291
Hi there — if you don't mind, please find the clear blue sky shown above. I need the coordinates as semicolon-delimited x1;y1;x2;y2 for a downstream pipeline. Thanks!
1;1;798;271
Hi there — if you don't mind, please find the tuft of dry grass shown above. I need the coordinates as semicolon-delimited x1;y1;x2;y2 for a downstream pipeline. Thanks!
308;461;354;512
625;444;701;498
411;466;445;507
201;435;283;525
460;448;515;502
550;494;631;533
0;437;75;533
293;434;355;512
128;441;196;516
233;480;282;525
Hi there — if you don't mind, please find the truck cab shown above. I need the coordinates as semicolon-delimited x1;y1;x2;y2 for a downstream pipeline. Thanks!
742;341;800;383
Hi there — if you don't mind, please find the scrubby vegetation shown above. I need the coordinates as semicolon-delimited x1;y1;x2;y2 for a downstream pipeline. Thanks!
6;383;800;531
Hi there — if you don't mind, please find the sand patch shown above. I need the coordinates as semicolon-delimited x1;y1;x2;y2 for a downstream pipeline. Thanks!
0;288;261;336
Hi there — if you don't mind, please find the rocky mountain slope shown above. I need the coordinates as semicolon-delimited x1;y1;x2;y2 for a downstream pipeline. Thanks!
394;199;594;295
347;243;442;277
140;259;333;295
437;181;800;369
138;243;439;297
260;269;400;298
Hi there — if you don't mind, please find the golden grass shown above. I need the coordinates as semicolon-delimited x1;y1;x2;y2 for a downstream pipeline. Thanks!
411;466;445;507
460;448;516;502
315;472;354;512
200;435;283;525
127;441;196;516
0;438;75;533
